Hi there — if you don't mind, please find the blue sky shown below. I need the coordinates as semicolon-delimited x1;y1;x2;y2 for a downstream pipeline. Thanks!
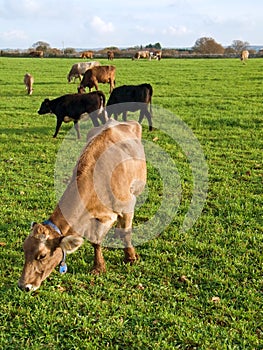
0;0;262;49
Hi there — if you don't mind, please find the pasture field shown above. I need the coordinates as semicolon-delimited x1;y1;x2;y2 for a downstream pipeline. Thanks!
0;56;262;349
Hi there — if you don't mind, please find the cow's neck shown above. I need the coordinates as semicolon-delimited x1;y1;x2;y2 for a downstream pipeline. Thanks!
49;206;73;236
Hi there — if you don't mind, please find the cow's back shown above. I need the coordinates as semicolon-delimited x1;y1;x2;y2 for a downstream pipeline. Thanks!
76;120;146;214
80;65;116;90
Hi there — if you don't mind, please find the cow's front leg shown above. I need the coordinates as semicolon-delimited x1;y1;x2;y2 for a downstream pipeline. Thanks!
116;213;138;264
91;243;106;274
109;80;114;93
94;81;99;91
74;120;81;139
53;118;63;138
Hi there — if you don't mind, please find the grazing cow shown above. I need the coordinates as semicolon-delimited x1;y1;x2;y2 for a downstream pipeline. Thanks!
29;50;43;58
107;50;114;60
79;65;116;93
18;119;147;292
132;50;150;60
38;91;107;139
81;51;93;59
150;50;162;60
23;73;34;95
67;61;100;83
106;84;153;131
240;50;249;63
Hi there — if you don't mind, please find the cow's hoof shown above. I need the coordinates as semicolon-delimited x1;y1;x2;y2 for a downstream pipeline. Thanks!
91;265;106;274
124;253;139;265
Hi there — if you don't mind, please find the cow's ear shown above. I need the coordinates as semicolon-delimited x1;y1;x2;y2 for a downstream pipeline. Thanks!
31;221;37;229
31;223;50;241
60;236;84;254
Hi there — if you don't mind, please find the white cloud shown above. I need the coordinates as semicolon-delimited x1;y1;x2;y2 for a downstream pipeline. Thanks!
135;25;156;35
0;29;27;41
90;16;114;34
163;25;190;36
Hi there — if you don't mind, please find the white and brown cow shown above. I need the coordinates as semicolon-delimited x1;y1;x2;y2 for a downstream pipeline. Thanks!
150;50;162;60
132;50;150;60
24;73;34;95
240;50;249;63
67;61;101;83
18;120;147;291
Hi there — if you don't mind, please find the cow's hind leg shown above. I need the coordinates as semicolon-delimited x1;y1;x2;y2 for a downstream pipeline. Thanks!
74;121;81;139
138;108;153;131
115;213;138;264
122;111;127;122
90;114;100;127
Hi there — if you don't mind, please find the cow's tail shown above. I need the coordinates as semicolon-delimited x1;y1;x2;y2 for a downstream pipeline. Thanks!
98;92;108;122
148;84;153;116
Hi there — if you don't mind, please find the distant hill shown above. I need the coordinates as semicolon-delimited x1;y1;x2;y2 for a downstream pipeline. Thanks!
248;45;263;51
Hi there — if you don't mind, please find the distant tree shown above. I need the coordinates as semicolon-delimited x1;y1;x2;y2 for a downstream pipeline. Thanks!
32;41;50;52
145;42;162;49
192;37;225;54
230;40;249;53
64;47;77;55
154;42;162;50
105;46;119;51
146;43;153;49
224;46;236;55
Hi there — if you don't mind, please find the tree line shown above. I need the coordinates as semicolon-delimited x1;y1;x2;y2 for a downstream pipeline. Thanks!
1;38;262;58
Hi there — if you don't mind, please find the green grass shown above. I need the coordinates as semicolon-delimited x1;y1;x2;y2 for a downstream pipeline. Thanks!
0;57;262;349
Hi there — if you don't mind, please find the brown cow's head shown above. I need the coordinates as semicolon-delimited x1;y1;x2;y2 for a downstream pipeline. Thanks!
18;222;83;292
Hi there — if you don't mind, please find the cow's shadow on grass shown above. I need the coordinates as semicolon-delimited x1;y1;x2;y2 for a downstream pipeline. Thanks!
1;126;53;137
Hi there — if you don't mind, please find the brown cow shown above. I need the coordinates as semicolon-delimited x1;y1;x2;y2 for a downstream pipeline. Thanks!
240;50;249;63
81;51;93;59
29;50;43;58
23;73;34;95
79;65;116;93
107;50;114;60
18;119;147;291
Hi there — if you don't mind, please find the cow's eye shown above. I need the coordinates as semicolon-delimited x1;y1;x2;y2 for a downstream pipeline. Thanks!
37;254;46;261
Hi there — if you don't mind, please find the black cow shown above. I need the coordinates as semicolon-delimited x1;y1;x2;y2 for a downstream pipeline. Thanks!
106;84;153;131
38;91;107;139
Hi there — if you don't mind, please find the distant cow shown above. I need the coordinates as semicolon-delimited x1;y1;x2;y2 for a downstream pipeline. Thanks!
106;83;153;131
29;50;43;58
150;50;162;60
81;51;93;59
132;51;150;60
24;73;34;95
67;61;100;83
79;65;116;93
107;50;114;60
18;119;147;291
38;91;107;139
240;50;249;63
